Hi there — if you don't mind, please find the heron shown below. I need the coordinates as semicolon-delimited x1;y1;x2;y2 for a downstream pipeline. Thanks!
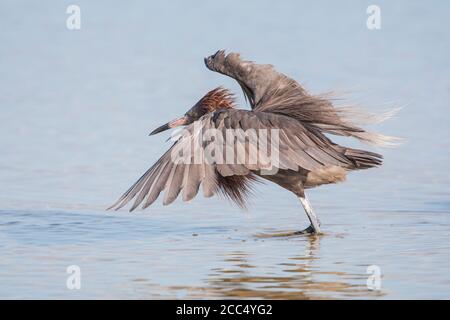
108;50;398;235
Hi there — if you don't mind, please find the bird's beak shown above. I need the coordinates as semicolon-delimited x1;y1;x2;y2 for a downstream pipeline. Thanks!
149;116;189;136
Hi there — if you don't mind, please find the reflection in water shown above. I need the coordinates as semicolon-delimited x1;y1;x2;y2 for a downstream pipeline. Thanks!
166;236;384;299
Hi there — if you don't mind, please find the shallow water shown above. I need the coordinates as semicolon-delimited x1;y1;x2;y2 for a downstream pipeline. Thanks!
1;1;449;299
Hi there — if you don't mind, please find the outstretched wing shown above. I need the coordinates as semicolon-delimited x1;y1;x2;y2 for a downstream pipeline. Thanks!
108;109;354;211
204;50;400;147
108;116;224;212
204;50;308;111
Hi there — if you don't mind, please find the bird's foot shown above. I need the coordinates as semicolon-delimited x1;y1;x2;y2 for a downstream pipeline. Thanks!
256;225;321;238
293;225;318;235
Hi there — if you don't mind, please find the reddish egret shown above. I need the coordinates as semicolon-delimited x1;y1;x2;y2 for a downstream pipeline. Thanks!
109;51;397;235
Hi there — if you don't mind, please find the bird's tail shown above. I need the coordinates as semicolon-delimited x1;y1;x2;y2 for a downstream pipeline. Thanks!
344;148;383;170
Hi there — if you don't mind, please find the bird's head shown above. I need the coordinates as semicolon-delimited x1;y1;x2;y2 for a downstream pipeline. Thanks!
149;87;235;135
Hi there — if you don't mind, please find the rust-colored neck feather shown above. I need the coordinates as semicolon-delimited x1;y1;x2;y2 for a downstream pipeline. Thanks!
201;87;235;112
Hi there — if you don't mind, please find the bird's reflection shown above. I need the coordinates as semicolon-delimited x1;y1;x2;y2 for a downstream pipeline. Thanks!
183;235;384;299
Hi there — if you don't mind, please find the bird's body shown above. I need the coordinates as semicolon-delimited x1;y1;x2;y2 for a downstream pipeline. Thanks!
109;51;398;234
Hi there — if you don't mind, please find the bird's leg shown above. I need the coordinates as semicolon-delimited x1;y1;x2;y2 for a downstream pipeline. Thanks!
254;192;322;238
297;195;322;234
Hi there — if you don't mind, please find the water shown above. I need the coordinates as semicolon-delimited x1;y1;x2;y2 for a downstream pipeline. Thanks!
1;0;449;299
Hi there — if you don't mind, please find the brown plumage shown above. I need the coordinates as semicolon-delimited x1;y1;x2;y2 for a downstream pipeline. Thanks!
109;51;399;234
216;172;260;209
197;87;235;112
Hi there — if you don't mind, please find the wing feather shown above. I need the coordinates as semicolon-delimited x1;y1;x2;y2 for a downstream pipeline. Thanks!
204;51;398;147
109;109;354;211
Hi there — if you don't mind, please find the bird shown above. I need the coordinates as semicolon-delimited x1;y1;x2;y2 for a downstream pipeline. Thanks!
108;50;398;235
